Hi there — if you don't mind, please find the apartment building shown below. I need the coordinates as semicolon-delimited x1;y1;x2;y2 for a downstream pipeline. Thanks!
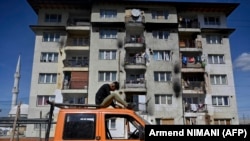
26;0;239;137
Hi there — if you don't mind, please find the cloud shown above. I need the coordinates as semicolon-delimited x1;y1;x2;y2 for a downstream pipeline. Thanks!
234;52;250;71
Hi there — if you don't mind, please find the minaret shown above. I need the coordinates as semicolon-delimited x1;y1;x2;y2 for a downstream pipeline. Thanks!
11;55;21;109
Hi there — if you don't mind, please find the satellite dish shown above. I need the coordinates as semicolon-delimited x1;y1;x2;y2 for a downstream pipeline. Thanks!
131;9;140;17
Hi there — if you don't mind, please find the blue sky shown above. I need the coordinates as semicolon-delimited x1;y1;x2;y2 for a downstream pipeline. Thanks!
0;0;249;119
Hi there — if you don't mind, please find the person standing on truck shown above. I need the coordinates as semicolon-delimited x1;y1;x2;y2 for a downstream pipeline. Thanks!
95;81;134;109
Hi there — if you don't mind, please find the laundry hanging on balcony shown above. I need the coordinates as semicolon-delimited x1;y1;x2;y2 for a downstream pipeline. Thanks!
182;56;187;65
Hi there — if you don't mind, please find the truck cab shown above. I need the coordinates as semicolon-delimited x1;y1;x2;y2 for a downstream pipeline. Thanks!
46;101;147;141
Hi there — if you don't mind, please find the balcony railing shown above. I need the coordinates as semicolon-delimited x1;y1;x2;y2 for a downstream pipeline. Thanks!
179;40;202;48
182;81;205;91
125;56;146;65
124;79;146;88
67;18;90;26
184;103;207;113
63;80;88;90
63;59;89;67
181;56;205;68
125;36;145;44
125;15;145;23
66;38;90;46
178;18;200;28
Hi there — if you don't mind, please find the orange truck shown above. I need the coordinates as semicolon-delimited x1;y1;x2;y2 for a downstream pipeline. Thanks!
46;101;148;141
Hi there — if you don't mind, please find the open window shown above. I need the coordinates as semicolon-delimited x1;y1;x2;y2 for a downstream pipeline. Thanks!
105;114;144;140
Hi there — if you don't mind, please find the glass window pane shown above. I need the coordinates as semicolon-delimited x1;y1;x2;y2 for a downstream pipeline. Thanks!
212;97;217;105
111;72;116;81
221;75;227;84
216;76;220;84
161;95;166;104
223;96;229;105
155;95;159;104
154;72;158;81
218;96;222;105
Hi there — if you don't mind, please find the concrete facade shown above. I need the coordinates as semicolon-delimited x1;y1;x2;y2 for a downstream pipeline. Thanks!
26;0;239;137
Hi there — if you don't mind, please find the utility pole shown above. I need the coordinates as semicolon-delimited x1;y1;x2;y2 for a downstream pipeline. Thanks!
10;102;21;141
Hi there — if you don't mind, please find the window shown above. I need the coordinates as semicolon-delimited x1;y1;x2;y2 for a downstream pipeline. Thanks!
45;14;61;22
152;10;169;19
100;29;117;39
206;35;222;44
152;31;169;39
99;50;117;60
63;113;96;139
100;9;117;18
208;54;225;64
39;73;57;84
154;72;171;82
37;95;55;106
210;75;227;85
212;96;229;106
40;52;58;62
105;114;144;140
43;32;60;42
153;50;170;61
72;37;89;46
204;16;220;25
107;118;116;129
99;71;117;81
155;94;172;104
214;119;231;125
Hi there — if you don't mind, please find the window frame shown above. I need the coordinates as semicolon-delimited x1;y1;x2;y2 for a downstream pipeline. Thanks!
99;50;117;60
40;52;58;63
154;71;172;82
206;35;222;44
153;50;170;61
100;29;118;39
155;94;172;105
45;14;62;23
63;113;96;139
43;32;60;42
204;16;220;25
212;96;230;106
152;31;169;39
151;10;169;19
100;9;117;18
210;74;227;85
38;73;57;84
37;95;55;106
208;54;225;64
99;71;117;82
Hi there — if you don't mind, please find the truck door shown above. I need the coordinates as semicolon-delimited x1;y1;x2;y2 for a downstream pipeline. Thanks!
102;113;145;141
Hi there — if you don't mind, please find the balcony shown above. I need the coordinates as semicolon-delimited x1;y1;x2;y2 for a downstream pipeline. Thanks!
178;17;199;28
125;15;145;23
66;38;90;47
125;35;144;44
124;79;146;88
63;80;88;90
181;56;205;70
125;56;146;65
63;59;89;67
67;18;90;26
184;103;207;113
124;56;147;70
179;40;202;49
182;81;205;94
